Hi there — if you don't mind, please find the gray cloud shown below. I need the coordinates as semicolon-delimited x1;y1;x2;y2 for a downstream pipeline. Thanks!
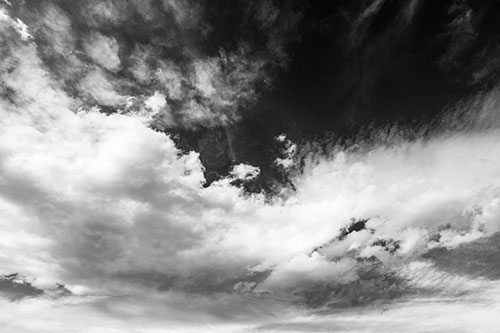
0;273;71;301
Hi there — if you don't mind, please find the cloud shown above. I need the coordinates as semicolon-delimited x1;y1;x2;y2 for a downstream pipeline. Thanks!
0;273;71;302
79;67;129;107
4;0;303;129
0;274;43;301
5;55;500;298
176;50;269;127
21;1;75;56
128;44;156;86
155;60;184;100
2;3;500;331
438;1;477;73
255;253;357;294
255;287;500;332
162;0;202;28
230;164;260;181
3;5;500;285
83;31;121;72
78;0;130;27
144;91;167;114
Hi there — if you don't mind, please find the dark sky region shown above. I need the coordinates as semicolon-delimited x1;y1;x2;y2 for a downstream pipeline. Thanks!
8;0;500;189
2;1;500;332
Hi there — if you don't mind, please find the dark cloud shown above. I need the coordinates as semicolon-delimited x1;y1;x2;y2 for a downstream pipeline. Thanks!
0;273;72;301
0;273;44;300
423;231;500;280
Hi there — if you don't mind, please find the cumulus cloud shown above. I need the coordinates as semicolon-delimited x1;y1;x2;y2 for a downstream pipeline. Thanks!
144;91;167;114
230;163;260;181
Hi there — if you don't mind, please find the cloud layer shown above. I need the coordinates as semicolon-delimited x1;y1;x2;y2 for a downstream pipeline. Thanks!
2;2;500;332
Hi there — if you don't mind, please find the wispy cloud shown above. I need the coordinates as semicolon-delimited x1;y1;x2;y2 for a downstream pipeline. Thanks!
5;0;302;129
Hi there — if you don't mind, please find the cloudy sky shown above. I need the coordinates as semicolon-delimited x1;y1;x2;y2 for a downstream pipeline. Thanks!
1;0;500;332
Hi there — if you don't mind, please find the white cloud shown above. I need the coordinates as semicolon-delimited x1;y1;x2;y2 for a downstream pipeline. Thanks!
83;32;121;72
275;134;297;170
255;253;357;293
128;45;155;85
144;91;167;113
230;164;260;181
156;60;184;100
192;58;220;100
3;34;500;300
79;68;128;106
35;2;76;56
80;0;128;27
13;18;31;41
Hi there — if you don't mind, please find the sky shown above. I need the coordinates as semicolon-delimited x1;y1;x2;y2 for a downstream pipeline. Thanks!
1;0;500;332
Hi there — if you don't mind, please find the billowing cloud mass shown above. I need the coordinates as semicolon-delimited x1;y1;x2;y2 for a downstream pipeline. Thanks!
2;1;500;332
